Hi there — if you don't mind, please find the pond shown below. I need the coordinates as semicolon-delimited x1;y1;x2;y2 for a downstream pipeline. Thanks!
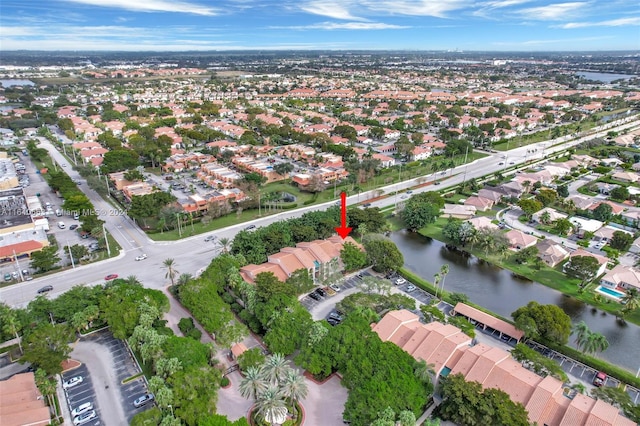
391;230;640;373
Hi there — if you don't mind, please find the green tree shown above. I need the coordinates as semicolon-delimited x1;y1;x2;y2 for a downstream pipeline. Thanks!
22;324;74;375
510;343;568;381
285;268;315;295
553;218;574;236
517;198;543;219
609;230;634;251
124;169;145;182
168;366;221;425
280;369;308;418
513;246;539;264
512;301;572;345
237;348;266;372
400;192;444;231
621;288;640;316
239;365;267;400
564;255;601;284
363;235;404;274
593;203;613;222
557;185;569;198
340;242;368;271
0;304;23;354
30;245;61;272
62;193;93;215
535;189;558;206
610;186;630;202
101;149;140;173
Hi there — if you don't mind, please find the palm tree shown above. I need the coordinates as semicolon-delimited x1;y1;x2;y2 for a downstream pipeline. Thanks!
621;288;640;315
261;353;292;386
219;237;231;254
414;359;435;384
163;258;178;287
439;264;450;298
255;386;288;426
126;275;140;286
176;273;193;287
571;320;590;347
433;273;441;299
280;369;308;418
239;366;267;401
2;310;23;354
584;332;609;355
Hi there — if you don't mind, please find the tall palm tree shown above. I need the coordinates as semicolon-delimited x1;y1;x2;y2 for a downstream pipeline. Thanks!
571;320;590;347
219;237;231;254
261;353;292;386
585;332;609;355
433;273;441;299
255;386;288;426
163;258;178;287
2;310;23;354
280;369;308;418
621;288;640;315
239;366;267;401
439;264;450;298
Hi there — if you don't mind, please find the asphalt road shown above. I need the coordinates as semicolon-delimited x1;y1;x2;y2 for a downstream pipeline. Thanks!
1;117;639;308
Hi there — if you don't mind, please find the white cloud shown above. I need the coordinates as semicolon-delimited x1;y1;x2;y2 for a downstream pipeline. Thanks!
361;0;468;18
517;2;589;21
62;0;219;16
272;21;409;30
300;1;367;21
559;16;640;28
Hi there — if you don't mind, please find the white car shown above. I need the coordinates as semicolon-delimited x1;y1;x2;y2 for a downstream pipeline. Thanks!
73;410;96;425
63;376;83;389
329;283;341;292
71;402;93;417
135;254;148;261
395;278;407;285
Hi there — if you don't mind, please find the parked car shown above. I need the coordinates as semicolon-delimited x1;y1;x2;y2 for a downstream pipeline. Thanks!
71;402;93;417
362;203;372;207
329;283;341;292
204;235;216;242
37;285;53;294
3;273;11;282
593;371;607;387
69;224;78;231
104;274;118;281
58;222;66;229
135;254;148;261
406;190;413;194
315;288;327;297
406;284;416;293
434;181;441;185
133;393;155;408
73;410;96;425
326;318;340;326
63;376;83;389
395;278;407;285
328;312;343;322
308;292;322;301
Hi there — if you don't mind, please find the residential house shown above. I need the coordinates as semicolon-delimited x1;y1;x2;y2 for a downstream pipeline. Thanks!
566;195;595;211
612;171;639;183
536;240;570;267
240;236;361;284
442;204;476;220
594;182;619;196
465;216;498;231
565;249;608;278
594;225;633;243
0;372;51;426
630;236;640;254
464;196;494;212
569;217;604;236
477;188;504;204
600;264;640;293
505;229;537;250
373;310;635;426
532;207;568;224
622;209;640;228
588;201;625;216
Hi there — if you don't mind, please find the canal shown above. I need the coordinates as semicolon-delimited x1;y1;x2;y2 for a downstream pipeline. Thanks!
390;230;640;373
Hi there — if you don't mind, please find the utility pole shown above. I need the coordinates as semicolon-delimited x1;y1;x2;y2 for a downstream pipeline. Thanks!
13;250;24;282
102;223;111;256
67;240;75;269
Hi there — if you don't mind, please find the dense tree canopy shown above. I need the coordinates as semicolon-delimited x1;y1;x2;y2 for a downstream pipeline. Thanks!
363;235;404;274
512;301;572;345
401;192;444;231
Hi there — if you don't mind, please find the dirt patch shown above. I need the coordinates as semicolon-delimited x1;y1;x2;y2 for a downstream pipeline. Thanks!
61;358;81;372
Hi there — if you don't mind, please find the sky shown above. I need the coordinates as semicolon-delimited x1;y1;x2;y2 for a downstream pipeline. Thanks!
1;0;639;52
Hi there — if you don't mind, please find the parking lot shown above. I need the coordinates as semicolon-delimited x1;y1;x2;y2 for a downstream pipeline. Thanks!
64;330;152;425
82;330;151;422
62;364;101;426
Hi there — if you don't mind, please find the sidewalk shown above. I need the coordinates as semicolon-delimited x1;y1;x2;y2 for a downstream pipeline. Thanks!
55;375;72;425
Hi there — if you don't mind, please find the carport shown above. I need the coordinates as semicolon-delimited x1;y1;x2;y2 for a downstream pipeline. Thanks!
451;302;524;342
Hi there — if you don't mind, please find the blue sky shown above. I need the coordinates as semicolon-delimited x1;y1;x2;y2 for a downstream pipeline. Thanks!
1;0;638;51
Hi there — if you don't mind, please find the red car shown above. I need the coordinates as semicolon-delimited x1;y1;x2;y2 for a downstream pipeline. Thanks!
104;274;118;281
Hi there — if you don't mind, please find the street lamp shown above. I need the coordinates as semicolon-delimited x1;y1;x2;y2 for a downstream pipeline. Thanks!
168;405;174;416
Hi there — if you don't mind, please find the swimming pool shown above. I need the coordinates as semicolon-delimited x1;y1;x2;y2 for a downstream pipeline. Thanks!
596;286;625;299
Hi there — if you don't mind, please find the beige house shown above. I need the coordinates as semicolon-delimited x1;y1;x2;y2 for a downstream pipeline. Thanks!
464;196;494;212
536;240;570;267
532;207;567;224
442;204;476;219
466;216;498;231
505;229;537;250
564;249;609;278
600;264;640;293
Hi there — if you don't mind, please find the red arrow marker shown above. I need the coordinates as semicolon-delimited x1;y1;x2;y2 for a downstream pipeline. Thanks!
335;191;352;239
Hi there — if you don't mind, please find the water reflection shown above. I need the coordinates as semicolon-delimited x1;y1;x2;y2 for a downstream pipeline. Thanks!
390;230;640;371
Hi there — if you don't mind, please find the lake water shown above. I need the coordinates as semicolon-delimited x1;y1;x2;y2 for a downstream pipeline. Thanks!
577;72;637;83
391;230;640;372
0;79;35;87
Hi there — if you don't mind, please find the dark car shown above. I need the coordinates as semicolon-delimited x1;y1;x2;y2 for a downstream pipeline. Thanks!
362;203;372;207
245;225;256;230
315;288;327;297
37;285;53;294
69;224;78;230
308;292;322;301
327;318;340;326
328;312;343;322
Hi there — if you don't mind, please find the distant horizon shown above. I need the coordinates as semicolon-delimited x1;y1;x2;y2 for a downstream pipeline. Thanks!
2;0;638;52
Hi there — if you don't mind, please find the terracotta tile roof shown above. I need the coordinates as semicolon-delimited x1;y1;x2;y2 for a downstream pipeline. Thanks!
0;372;50;426
559;393;595;425
453;303;524;340
0;240;44;258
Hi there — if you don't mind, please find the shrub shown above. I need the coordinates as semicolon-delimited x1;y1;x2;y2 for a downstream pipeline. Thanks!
220;376;230;387
178;317;195;335
187;328;202;341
